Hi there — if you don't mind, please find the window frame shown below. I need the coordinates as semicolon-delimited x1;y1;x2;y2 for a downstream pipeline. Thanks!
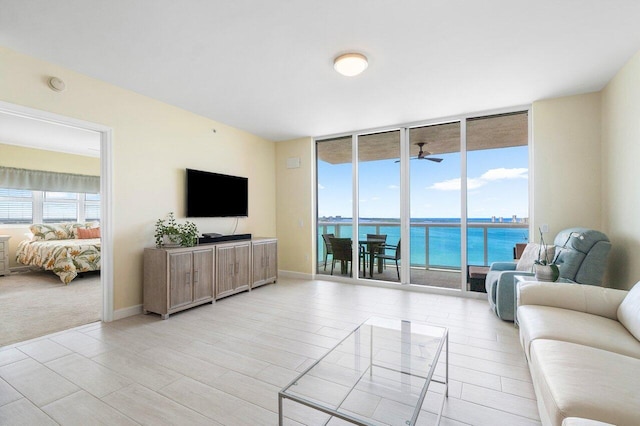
0;189;101;225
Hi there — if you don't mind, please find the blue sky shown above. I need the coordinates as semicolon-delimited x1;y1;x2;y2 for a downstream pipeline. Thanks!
318;145;528;219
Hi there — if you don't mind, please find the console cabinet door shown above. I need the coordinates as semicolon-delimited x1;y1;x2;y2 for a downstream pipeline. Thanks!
252;242;266;283
169;252;193;309
216;245;236;299
264;241;278;283
192;248;214;302
252;240;277;288
216;242;251;299
234;242;251;292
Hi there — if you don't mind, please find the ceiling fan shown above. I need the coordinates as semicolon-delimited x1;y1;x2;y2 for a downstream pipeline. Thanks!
395;142;443;163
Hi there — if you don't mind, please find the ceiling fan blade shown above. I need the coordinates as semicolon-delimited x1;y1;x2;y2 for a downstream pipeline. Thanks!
396;156;442;162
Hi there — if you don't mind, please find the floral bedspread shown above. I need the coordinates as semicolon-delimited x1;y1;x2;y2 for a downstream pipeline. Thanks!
16;238;101;284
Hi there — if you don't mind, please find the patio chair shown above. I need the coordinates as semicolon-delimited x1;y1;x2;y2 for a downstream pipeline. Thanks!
373;239;401;280
329;237;353;276
321;233;335;271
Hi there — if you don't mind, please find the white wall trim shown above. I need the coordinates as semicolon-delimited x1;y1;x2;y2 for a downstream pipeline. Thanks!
278;270;313;280
113;304;143;320
0;100;114;322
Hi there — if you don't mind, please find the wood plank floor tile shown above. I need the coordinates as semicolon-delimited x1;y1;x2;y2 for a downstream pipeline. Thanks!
0;277;542;425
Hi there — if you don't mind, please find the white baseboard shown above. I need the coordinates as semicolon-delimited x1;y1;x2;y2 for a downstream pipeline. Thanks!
278;270;314;280
113;304;143;320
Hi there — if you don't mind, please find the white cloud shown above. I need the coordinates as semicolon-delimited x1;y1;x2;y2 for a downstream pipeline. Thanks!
388;184;399;190
318;183;325;190
429;168;528;191
429;178;461;191
480;168;528;181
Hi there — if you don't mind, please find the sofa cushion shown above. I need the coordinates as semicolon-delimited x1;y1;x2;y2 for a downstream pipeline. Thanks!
530;339;640;426
617;281;640;341
518;305;640;359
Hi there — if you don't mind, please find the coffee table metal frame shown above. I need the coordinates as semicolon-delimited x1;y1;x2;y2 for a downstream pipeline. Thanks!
278;317;449;425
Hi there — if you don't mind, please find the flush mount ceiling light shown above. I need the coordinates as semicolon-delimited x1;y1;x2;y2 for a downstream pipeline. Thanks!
333;53;368;77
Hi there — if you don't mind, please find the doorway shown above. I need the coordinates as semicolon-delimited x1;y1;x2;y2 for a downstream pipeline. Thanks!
0;100;113;346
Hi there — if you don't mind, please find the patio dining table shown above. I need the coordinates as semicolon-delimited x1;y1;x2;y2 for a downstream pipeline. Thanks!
358;238;387;277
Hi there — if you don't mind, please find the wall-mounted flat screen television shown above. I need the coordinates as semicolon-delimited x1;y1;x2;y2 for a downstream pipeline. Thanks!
186;168;248;217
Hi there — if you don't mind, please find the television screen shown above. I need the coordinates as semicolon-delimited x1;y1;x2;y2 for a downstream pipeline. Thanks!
186;169;248;217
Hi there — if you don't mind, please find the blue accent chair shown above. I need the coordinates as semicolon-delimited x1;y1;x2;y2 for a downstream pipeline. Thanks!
485;227;611;321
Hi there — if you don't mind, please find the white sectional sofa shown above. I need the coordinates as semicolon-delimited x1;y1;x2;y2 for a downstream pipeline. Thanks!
516;281;640;426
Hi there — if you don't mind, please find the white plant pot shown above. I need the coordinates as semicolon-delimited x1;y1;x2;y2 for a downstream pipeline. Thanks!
163;234;181;247
534;264;559;282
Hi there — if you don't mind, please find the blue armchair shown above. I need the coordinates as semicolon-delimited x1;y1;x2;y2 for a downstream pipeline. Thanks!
485;227;611;321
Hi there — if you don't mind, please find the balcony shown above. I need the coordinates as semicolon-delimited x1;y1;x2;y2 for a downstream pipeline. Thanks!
317;219;529;291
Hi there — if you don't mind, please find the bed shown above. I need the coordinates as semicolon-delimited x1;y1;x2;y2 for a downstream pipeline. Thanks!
15;222;101;284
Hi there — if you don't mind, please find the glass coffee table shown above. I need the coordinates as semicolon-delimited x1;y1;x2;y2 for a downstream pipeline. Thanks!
278;317;448;425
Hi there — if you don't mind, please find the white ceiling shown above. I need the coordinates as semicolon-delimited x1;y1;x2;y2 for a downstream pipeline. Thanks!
1;0;640;143
0;112;101;157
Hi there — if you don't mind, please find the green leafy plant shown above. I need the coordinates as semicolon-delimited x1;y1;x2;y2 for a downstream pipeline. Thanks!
154;212;199;247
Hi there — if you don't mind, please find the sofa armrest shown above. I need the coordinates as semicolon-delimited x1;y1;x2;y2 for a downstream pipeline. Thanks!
489;262;517;272
517;282;628;320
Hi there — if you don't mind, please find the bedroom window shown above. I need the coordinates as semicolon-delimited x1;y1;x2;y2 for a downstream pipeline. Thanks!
84;193;100;222
0;188;33;224
43;191;78;223
0;188;100;224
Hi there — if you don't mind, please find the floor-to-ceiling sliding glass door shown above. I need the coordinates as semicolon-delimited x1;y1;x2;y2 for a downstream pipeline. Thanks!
316;136;353;276
465;112;530;292
315;108;530;290
408;122;462;289
357;130;401;281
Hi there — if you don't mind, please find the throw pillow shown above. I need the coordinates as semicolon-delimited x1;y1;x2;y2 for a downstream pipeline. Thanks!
516;243;556;272
617;281;640;341
68;221;100;238
77;227;100;239
29;223;73;240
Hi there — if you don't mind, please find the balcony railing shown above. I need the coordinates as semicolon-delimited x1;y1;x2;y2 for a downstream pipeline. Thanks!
318;220;528;270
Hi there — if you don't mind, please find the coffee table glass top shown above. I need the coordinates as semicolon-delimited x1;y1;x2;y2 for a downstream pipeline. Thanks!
279;316;448;425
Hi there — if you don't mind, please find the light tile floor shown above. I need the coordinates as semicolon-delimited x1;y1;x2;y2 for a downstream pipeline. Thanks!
0;277;540;425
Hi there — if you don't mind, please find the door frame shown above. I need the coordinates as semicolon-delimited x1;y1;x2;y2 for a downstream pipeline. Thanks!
0;100;114;321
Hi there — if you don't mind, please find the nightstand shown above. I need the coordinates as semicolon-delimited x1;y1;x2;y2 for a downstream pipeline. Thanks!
0;235;10;276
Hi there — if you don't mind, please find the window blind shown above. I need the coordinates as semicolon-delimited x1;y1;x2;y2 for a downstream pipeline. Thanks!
0;166;100;193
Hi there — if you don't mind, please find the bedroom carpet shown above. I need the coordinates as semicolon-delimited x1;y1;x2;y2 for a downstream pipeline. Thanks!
0;270;101;347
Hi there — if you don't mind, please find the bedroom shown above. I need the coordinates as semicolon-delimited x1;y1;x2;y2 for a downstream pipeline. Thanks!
0;123;102;347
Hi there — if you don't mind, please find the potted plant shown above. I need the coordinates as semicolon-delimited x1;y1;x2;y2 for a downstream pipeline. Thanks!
534;227;560;281
154;212;199;248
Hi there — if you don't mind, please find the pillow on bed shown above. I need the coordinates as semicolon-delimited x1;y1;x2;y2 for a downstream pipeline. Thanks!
77;227;100;239
68;222;100;238
29;223;73;241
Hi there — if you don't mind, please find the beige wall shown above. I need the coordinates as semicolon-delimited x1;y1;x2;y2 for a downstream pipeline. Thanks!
601;50;640;290
0;46;276;311
531;92;603;238
275;137;314;274
0;143;101;267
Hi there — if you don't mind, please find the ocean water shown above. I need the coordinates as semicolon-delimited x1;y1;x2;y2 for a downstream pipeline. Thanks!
319;219;529;268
